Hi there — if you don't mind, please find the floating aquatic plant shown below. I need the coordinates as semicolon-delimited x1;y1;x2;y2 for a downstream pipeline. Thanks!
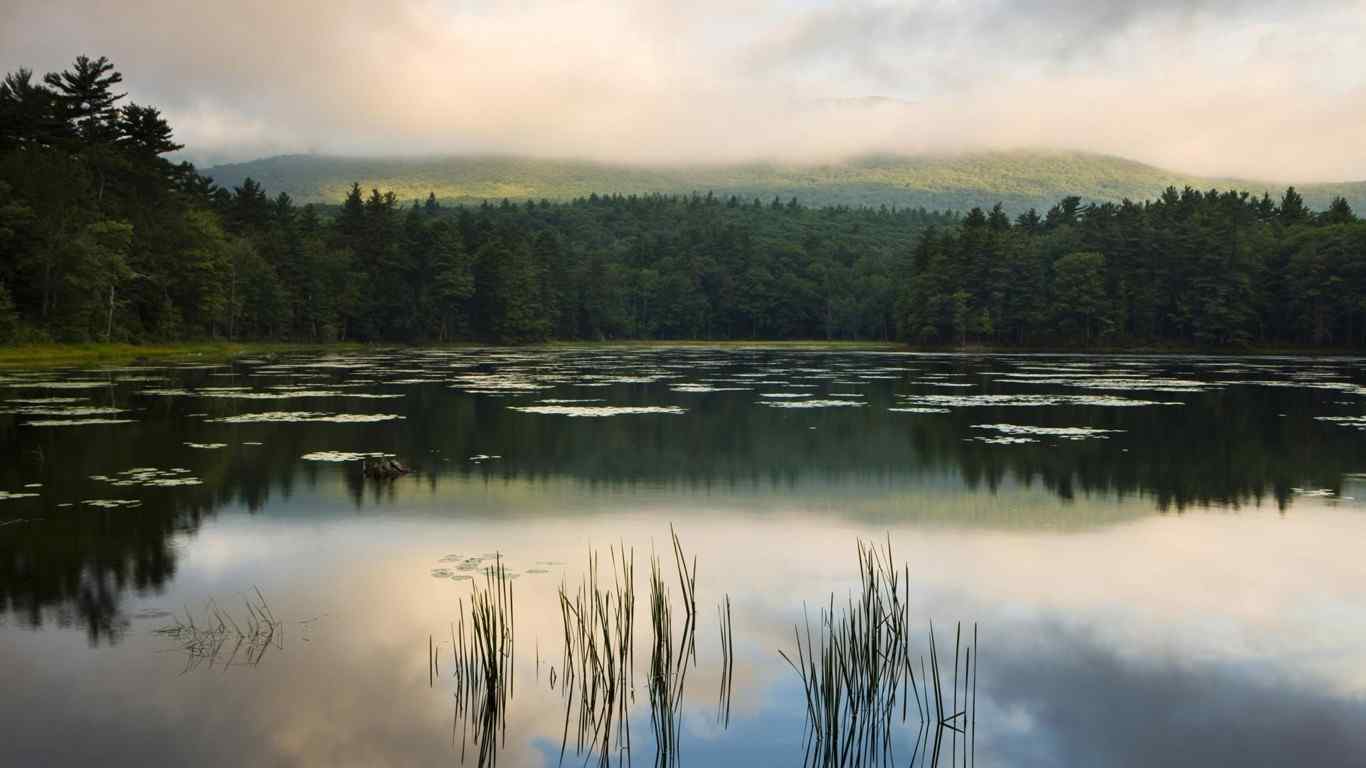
81;498;142;508
972;436;1038;445
761;399;866;409
300;451;395;462
1291;487;1335;498
146;388;405;400
90;467;202;487
970;424;1123;441
3;397;87;404
536;398;605;404
509;405;685;417
670;384;751;393
0;490;39;501
2;405;125;416
206;411;406;423
994;374;1214;393
898;393;1180;409
23;417;136;427
1315;415;1366;430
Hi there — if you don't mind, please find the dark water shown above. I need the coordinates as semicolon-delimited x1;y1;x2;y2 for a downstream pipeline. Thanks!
2;347;1365;767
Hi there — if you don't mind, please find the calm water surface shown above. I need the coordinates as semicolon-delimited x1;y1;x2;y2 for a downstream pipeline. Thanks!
2;347;1365;767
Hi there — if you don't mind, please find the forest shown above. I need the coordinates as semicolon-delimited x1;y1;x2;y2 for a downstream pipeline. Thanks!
2;57;1364;348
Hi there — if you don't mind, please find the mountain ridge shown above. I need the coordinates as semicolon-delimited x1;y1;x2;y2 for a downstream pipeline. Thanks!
202;150;1366;215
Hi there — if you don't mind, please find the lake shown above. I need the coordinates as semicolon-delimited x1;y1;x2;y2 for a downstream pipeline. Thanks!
2;346;1365;767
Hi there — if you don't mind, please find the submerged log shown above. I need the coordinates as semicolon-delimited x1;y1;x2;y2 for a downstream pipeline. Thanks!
363;457;411;479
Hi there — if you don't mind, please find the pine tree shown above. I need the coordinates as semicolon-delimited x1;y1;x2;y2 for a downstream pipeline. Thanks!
1321;197;1356;225
116;104;181;157
0;68;66;147
227;178;270;231
1280;187;1309;225
43;55;124;145
335;182;365;246
430;221;473;341
1052;251;1111;343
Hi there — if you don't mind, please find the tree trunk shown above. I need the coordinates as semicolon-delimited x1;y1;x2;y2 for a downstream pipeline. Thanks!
228;258;237;341
105;284;115;342
42;260;52;319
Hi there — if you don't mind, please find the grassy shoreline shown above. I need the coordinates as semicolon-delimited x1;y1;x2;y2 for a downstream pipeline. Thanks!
0;342;368;367
0;339;1357;368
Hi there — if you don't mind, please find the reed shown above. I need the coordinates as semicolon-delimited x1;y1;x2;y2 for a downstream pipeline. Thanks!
717;593;734;727
438;555;515;768
555;543;636;767
779;539;979;768
645;526;700;767
555;527;705;768
420;530;977;767
155;587;281;671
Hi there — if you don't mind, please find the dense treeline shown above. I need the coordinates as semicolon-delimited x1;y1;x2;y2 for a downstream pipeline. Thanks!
2;57;1363;347
900;191;1366;346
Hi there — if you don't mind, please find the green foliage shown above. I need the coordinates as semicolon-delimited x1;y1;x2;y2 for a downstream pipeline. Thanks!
898;192;1366;347
71;218;134;341
476;237;549;342
1052;252;1112;342
0;280;17;342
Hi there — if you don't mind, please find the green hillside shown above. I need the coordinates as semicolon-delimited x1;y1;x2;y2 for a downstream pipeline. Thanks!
203;150;1366;214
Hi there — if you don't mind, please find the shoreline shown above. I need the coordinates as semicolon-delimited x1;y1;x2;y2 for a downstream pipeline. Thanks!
0;342;370;368
1;339;1361;368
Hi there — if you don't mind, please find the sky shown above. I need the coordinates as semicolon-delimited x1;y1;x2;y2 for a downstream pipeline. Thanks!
2;0;1364;180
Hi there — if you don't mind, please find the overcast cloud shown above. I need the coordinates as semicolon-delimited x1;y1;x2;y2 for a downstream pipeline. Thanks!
2;0;1363;179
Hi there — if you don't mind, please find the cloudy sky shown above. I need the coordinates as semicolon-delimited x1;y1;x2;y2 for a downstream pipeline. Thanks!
3;0;1364;180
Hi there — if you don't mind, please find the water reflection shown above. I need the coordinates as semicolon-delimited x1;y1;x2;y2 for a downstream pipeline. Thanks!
1;505;1364;766
984;624;1366;768
1;348;1365;766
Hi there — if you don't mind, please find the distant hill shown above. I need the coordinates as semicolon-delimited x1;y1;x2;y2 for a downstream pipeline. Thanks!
203;150;1366;215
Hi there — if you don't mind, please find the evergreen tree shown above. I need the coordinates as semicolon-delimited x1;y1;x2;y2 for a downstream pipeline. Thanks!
43;55;124;144
0;69;66;147
430;220;474;340
1280;187;1309;226
1052;251;1111;343
116;104;181;157
1321;196;1356;225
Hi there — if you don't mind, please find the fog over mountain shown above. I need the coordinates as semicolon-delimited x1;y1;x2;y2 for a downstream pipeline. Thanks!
202;151;1366;214
3;0;1364;180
